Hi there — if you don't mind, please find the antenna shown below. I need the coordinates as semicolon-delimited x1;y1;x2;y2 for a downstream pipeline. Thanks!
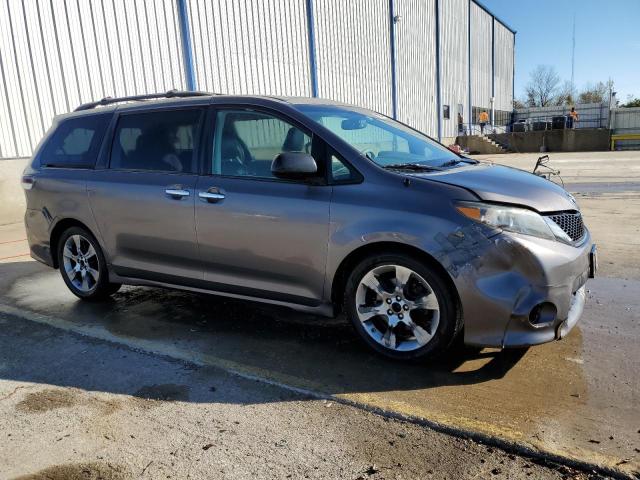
571;13;576;93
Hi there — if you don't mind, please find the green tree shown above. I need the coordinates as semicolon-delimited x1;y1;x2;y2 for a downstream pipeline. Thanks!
621;98;640;108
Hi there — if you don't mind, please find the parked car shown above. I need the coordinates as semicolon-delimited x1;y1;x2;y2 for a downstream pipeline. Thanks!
22;91;597;360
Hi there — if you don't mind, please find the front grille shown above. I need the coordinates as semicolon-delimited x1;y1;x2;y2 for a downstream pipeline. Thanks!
547;212;585;242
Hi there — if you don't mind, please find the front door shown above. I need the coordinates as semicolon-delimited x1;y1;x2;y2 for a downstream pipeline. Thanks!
88;108;204;282
195;108;331;305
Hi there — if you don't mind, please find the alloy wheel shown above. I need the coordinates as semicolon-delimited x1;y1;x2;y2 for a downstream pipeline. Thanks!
62;234;100;293
355;264;440;352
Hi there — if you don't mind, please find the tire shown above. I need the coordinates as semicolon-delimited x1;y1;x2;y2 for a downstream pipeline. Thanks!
344;253;460;361
57;226;121;301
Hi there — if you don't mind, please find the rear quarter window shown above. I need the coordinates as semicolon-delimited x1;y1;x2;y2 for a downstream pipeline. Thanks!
39;113;111;168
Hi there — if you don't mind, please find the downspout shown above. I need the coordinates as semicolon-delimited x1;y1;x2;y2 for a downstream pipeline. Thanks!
435;0;442;142
467;0;472;135
491;16;495;126
305;0;319;97
388;0;398;119
176;0;196;91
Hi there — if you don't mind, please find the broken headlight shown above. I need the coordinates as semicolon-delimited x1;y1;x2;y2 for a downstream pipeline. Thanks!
455;201;570;242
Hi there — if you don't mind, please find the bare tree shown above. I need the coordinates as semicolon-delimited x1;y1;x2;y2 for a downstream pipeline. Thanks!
556;81;576;106
578;81;611;104
525;65;561;107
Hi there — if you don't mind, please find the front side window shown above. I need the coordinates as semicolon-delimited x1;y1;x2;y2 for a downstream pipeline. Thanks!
297;104;461;169
110;109;202;173
40;113;110;168
212;110;312;179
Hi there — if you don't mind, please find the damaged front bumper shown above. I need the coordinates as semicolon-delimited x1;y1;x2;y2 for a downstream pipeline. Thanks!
453;229;594;348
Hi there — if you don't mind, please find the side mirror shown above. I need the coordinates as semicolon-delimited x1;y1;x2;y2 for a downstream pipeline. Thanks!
271;152;318;180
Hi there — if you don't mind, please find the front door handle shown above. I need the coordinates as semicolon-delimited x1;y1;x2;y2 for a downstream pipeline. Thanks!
165;188;190;199
199;187;225;203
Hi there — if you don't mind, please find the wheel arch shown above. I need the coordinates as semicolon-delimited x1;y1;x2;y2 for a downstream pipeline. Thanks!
330;242;461;317
49;218;98;269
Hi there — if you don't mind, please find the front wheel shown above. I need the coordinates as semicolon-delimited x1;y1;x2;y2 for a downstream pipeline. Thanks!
57;227;121;301
344;253;460;360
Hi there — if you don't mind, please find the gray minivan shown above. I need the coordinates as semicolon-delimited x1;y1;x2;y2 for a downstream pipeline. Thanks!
22;91;596;360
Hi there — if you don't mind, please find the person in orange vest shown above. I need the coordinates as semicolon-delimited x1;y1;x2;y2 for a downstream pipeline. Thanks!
567;107;579;129
479;110;489;134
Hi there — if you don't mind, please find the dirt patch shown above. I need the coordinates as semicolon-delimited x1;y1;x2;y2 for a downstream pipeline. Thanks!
13;462;127;480
15;389;78;413
134;384;189;402
15;388;121;416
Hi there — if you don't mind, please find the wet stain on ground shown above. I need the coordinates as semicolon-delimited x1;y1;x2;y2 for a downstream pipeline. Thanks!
134;383;190;402
13;462;127;480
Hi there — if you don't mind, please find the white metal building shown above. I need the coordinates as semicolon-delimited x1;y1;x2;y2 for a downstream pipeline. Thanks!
0;0;515;159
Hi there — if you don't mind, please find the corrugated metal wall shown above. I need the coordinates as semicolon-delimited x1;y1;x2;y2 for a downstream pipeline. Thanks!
494;20;514;113
470;2;492;112
611;107;640;134
439;0;468;138
313;0;393;117
0;0;515;158
0;0;186;158
186;0;311;96
395;0;438;138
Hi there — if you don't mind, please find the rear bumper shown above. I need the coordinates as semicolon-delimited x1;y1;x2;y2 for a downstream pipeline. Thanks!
457;230;593;348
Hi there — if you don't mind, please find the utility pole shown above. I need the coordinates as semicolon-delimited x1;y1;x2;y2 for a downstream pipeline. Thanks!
571;13;576;93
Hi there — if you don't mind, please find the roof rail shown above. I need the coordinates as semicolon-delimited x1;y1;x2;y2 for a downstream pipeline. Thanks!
74;89;213;111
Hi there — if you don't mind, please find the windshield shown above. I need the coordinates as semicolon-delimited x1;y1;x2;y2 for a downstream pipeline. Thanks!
296;104;462;169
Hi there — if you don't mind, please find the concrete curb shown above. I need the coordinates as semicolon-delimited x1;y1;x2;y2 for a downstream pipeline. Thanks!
0;302;633;480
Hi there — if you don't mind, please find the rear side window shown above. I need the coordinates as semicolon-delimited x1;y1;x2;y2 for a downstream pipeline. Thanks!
110;109;202;173
39;113;110;168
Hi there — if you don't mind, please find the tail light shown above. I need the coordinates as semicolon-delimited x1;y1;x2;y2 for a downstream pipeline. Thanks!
21;175;35;190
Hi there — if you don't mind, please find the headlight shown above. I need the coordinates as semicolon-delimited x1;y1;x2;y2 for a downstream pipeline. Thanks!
455;201;571;242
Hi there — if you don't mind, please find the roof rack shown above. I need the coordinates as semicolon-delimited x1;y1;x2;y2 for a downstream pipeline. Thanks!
74;89;213;111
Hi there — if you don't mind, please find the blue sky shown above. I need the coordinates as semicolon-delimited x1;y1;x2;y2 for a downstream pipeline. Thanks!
481;0;640;102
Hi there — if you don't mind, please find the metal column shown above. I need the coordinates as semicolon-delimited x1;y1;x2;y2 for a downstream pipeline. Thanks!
176;0;196;91
388;0;398;119
305;0;319;97
435;0;442;142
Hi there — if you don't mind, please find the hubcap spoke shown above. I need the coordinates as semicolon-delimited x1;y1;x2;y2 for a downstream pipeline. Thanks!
81;270;90;291
394;265;412;289
72;235;82;255
63;245;76;260
85;244;97;260
411;293;439;311
382;328;397;349
86;267;99;282
361;272;387;297
358;305;382;323
409;321;433;345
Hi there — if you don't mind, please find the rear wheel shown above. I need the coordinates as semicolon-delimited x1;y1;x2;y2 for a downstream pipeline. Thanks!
57;227;121;300
344;253;459;360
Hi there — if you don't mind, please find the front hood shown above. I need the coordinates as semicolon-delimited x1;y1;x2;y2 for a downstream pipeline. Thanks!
412;163;578;213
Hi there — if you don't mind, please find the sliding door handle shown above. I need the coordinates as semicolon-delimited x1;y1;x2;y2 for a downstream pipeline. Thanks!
198;191;225;203
165;188;190;199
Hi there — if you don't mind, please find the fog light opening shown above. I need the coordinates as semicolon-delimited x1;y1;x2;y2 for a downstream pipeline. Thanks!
529;302;557;327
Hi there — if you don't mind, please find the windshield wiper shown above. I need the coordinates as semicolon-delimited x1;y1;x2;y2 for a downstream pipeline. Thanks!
440;157;479;167
382;163;444;172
